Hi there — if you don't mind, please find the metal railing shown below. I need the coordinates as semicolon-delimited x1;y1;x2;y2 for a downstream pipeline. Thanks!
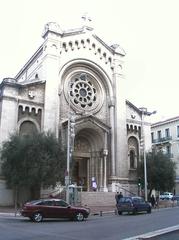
152;136;172;144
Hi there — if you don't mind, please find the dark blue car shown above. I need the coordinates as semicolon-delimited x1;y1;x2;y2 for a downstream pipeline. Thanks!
116;196;151;215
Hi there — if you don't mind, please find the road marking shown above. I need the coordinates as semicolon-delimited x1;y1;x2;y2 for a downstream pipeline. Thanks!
123;224;179;239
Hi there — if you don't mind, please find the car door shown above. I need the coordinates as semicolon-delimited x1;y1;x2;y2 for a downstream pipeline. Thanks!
118;197;132;212
136;198;147;211
123;198;133;211
53;200;70;218
39;200;56;218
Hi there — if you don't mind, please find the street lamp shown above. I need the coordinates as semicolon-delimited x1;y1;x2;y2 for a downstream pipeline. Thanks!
139;108;156;201
65;84;76;204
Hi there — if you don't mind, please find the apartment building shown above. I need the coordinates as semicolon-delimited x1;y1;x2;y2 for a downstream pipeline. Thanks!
151;116;179;193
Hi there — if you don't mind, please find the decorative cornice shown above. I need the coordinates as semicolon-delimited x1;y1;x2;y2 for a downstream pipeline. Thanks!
127;118;151;126
93;34;125;56
0;95;18;102
0;78;45;89
18;99;44;108
152;116;179;127
126;100;141;114
15;46;43;79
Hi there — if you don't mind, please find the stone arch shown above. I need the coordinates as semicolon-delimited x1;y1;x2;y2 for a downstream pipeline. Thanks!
17;118;40;136
58;59;114;102
72;124;108;191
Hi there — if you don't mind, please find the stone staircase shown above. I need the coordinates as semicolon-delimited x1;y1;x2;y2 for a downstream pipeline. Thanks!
80;191;116;208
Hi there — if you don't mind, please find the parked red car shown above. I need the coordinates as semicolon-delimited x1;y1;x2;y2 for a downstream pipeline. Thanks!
21;198;90;222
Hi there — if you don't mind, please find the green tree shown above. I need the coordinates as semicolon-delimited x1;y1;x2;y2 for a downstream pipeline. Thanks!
138;151;176;197
1;132;66;202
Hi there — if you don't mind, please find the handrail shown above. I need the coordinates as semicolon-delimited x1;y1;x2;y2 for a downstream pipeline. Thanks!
152;136;172;143
115;185;136;196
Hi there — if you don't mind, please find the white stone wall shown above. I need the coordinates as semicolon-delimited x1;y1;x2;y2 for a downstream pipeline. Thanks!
114;58;128;179
0;180;13;206
0;85;18;144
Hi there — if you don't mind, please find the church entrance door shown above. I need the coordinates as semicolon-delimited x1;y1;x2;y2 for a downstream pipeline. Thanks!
72;156;89;191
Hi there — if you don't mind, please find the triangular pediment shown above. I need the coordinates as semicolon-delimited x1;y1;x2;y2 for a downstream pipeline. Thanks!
75;115;110;133
63;114;110;133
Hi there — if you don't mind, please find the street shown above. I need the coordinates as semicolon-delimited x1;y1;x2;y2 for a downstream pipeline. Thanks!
0;207;179;240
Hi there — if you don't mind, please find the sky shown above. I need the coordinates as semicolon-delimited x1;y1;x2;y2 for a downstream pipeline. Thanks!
0;0;178;122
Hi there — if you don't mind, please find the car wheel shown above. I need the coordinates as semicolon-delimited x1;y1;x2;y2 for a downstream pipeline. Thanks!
74;212;84;221
118;211;122;215
133;208;137;215
147;208;151;214
32;212;43;222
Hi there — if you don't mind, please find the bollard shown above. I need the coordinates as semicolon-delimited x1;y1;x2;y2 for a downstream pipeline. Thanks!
100;211;103;216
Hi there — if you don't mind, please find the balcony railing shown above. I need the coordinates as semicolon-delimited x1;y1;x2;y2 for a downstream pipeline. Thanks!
152;136;172;144
165;153;174;158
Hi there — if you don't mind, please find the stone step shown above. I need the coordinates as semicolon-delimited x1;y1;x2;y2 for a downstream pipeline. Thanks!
80;192;116;207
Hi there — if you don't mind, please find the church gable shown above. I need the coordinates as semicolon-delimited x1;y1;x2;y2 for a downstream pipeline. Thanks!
126;100;142;123
14;20;125;88
59;33;119;70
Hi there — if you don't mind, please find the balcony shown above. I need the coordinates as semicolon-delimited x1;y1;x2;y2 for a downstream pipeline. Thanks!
152;136;172;144
165;153;174;158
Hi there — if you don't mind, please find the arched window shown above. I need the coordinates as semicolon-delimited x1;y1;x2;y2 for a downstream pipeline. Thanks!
130;150;135;168
19;121;38;136
128;136;139;169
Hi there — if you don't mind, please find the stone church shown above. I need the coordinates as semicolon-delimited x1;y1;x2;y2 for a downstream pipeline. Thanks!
0;19;152;205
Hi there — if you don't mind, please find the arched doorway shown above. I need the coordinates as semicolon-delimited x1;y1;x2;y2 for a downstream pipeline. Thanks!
72;136;90;191
19;120;38;136
71;125;109;192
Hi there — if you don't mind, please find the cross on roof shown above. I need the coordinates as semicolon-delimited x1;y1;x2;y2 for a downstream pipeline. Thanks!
81;13;92;23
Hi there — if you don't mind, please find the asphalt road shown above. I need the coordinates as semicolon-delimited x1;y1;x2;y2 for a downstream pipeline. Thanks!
1;207;179;240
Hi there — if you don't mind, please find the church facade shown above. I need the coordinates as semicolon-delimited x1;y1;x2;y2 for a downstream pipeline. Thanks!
0;21;152;205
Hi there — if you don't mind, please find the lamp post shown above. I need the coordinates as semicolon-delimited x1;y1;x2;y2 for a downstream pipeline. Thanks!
139;108;156;201
66;85;75;204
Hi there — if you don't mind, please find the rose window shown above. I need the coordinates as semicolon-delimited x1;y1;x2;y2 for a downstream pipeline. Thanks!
69;73;97;109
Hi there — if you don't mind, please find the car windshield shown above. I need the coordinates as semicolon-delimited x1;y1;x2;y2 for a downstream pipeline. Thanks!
132;197;144;203
26;200;42;205
119;197;132;203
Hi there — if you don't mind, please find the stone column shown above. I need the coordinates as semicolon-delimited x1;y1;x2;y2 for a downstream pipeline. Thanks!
99;156;103;191
103;149;108;192
112;56;127;179
109;99;116;177
87;158;90;191
103;130;109;191
41;31;61;138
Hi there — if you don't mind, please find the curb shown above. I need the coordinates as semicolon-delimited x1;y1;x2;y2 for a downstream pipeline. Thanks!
91;210;116;216
0;211;21;217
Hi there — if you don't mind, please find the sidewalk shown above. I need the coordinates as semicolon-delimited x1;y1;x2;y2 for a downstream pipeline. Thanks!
88;205;116;215
0;203;177;217
0;206;16;213
0;206;20;217
0;205;116;217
